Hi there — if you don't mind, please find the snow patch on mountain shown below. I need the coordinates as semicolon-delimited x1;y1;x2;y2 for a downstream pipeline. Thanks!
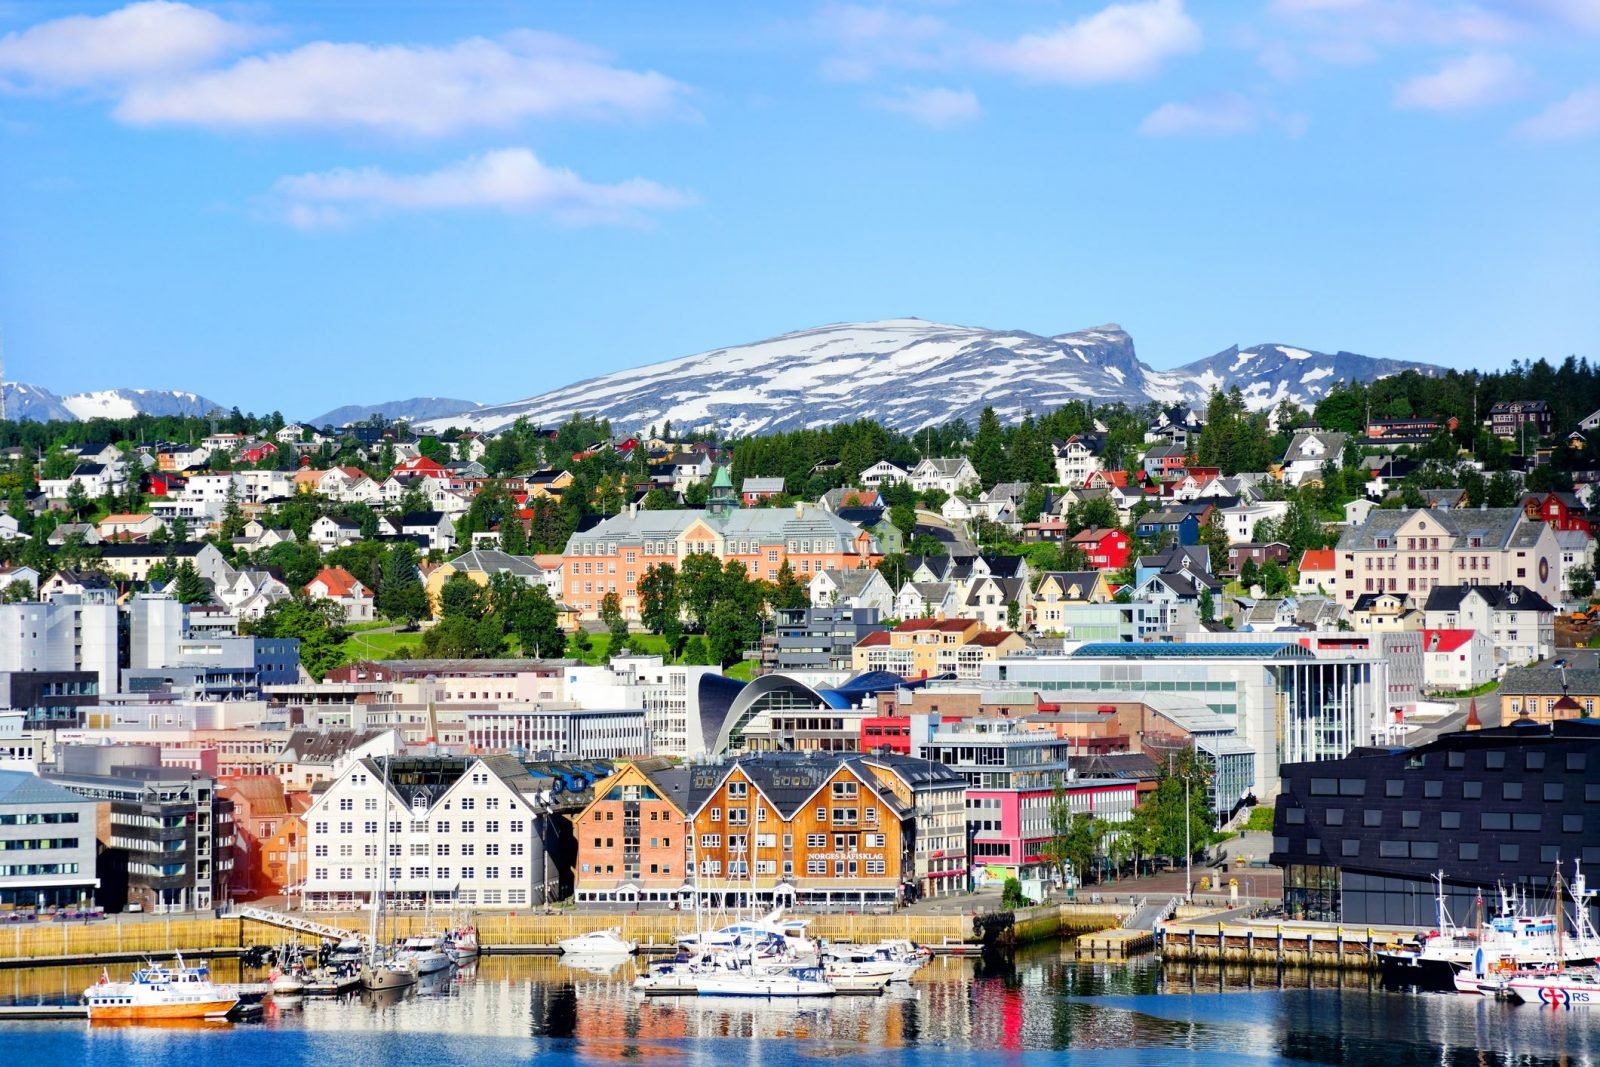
416;319;1440;435
2;384;224;423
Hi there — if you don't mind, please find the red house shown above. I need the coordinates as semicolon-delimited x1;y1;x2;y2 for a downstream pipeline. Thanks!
1068;526;1132;572
393;455;447;476
240;442;277;464
1522;492;1593;534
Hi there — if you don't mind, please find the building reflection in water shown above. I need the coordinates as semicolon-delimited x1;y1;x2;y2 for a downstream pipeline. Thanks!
3;945;1597;1064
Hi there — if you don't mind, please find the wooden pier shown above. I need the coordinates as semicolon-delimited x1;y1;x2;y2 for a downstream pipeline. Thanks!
1156;919;1421;971
1076;929;1155;959
0;1003;88;1019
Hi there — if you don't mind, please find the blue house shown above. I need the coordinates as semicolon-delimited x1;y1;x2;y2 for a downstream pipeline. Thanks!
1135;506;1200;546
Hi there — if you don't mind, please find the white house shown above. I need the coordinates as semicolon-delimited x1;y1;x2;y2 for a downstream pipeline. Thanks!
0;514;22;541
1053;435;1104;487
895;580;958;620
300;755;556;911
859;461;910;489
310;515;364;548
910;457;979;496
305;566;375;623
1220;500;1290;545
1281;431;1347;487
808;568;895;614
1421;628;1495;692
1421;584;1556;667
1555;529;1591;600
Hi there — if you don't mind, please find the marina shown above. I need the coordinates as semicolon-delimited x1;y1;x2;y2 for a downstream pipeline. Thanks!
0;947;1597;1064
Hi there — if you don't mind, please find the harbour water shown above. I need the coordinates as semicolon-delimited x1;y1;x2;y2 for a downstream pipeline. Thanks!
1;945;1596;1065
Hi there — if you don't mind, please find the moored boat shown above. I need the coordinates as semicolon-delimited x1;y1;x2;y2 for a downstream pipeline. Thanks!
695;965;835;998
559;927;637;955
83;957;240;1021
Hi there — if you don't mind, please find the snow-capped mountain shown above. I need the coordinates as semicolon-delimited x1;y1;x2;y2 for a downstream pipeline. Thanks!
2;383;225;422
305;397;483;428
417;318;1441;435
1169;343;1438;412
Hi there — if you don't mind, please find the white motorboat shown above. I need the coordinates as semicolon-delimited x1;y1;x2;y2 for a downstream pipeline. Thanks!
396;935;455;975
822;940;928;982
695;965;835;998
558;927;638;955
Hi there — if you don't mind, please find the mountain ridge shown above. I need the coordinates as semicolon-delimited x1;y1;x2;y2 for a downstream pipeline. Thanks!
414;318;1441;435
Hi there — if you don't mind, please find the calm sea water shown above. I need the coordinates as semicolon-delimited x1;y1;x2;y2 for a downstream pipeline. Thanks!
1;947;1595;1066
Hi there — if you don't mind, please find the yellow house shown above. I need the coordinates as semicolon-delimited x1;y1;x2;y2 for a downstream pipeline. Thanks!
424;548;548;616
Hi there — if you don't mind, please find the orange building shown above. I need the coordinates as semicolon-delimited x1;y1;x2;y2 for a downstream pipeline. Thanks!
573;761;691;905
218;776;310;900
561;472;879;621
852;618;1026;679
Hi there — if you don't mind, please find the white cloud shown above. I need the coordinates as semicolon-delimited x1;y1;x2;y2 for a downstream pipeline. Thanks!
813;4;948;81
1394;51;1522;109
1517;84;1600;139
1139;94;1261;136
978;0;1201;84
873;85;979;126
272;148;696;229
116;31;688;135
0;1;261;90
1270;0;1523;47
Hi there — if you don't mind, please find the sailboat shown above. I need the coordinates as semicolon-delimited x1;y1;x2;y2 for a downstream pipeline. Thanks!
688;792;834;998
361;757;418;993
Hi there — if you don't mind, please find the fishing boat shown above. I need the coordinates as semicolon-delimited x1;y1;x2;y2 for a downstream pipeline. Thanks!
1505;862;1600;1006
443;922;479;963
83;956;240;1021
558;927;638;955
1377;874;1589;992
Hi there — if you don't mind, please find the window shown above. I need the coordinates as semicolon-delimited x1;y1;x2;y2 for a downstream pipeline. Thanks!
1512;813;1541;832
1564;815;1584;833
1385;780;1405;798
1499;844;1519;863
1502;782;1523;801
1341;839;1360;857
728;782;748;798
461;821;474;833
1459;843;1479;861
1363;810;1382;827
1379;841;1407;858
1480;812;1510;831
1544;783;1565;802
1526;751;1545;771
1424;781;1443;799
1401;810;1421;829
1484;751;1505;770
1286;808;1305;825
710;808;721;822
1440;811;1461;830
1462;781;1483;800
806;833;826;848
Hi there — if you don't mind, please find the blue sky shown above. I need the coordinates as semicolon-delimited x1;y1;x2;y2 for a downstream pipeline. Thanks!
1;0;1597;418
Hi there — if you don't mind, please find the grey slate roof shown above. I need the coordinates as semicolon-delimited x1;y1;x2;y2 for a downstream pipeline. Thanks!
1422;583;1556;614
1336;507;1541;552
446;549;543;578
1499;667;1600;696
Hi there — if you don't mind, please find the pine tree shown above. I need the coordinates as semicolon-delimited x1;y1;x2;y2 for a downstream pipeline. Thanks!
971;407;1007;489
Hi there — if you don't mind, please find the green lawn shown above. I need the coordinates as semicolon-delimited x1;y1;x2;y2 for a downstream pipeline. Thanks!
337;629;419;664
725;659;756;681
565;632;672;664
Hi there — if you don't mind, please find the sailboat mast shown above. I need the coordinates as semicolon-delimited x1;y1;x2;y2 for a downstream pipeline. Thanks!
1555;861;1564;972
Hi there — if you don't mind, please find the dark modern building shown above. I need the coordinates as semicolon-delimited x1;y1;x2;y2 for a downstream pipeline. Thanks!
45;745;232;914
0;671;100;730
763;606;888;673
1272;719;1600;926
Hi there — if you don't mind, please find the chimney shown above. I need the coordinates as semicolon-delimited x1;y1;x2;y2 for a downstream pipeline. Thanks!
795;501;804;519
